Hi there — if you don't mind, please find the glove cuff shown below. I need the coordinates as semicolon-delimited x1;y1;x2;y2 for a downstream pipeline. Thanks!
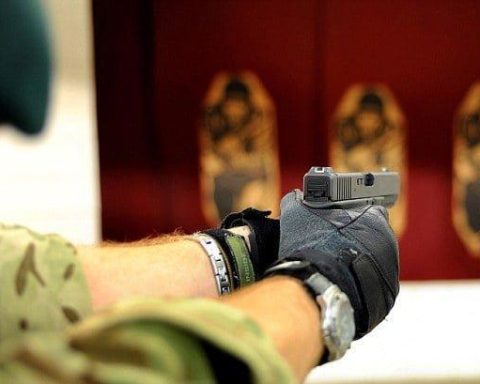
221;208;279;277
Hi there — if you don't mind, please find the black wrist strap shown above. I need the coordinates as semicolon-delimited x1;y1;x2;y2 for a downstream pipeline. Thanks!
263;257;318;281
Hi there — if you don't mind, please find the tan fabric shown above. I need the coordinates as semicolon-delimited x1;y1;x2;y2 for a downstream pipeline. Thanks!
0;224;92;342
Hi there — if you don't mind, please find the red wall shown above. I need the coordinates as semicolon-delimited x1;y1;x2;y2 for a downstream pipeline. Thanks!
94;0;480;279
322;1;480;279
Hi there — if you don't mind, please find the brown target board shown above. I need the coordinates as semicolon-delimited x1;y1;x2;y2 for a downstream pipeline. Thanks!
330;84;407;236
453;83;480;256
199;72;280;225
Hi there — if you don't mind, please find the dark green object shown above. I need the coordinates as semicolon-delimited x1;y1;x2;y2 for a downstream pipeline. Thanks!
0;0;52;134
225;234;255;287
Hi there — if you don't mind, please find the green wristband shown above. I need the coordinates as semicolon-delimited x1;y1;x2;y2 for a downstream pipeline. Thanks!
224;234;255;288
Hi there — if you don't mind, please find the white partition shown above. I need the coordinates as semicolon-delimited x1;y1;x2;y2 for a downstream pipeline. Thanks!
0;0;100;244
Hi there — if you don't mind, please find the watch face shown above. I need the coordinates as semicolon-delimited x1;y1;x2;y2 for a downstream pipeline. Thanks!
304;273;355;361
322;287;355;360
335;296;355;349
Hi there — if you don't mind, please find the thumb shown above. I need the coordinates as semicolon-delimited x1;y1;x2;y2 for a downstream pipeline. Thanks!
280;189;303;213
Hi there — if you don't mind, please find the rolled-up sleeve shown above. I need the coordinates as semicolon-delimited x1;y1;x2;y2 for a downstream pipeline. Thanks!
0;298;294;383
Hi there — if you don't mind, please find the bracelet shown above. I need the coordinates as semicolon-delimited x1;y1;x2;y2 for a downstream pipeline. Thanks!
202;229;255;289
192;233;232;295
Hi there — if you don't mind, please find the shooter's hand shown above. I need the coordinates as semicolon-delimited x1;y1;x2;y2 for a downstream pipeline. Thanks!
203;208;279;281
273;189;399;339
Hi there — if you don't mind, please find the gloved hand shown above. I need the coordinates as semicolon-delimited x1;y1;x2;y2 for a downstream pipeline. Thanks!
273;190;399;339
202;208;279;285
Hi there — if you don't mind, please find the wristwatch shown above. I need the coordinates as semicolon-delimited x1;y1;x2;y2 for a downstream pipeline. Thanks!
304;271;355;362
264;260;355;363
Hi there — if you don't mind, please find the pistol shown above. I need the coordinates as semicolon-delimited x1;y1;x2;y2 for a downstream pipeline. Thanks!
302;167;400;209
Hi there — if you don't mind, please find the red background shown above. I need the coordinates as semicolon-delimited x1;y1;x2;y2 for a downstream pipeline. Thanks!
93;0;480;280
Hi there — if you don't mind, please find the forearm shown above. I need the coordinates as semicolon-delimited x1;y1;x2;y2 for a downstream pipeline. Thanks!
79;226;252;310
78;234;322;381
222;276;323;382
78;238;218;310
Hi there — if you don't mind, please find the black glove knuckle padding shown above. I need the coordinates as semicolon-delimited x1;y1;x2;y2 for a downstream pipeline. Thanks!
279;191;400;339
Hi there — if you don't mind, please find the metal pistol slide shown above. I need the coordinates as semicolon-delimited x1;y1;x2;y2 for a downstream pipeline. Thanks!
302;167;400;209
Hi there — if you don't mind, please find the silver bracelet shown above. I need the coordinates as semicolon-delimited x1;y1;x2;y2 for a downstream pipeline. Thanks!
192;233;231;295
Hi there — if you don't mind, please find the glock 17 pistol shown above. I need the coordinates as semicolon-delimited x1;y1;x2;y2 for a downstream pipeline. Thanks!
302;167;400;209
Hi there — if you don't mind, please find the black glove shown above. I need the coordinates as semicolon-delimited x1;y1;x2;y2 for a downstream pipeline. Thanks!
268;190;399;339
203;208;279;284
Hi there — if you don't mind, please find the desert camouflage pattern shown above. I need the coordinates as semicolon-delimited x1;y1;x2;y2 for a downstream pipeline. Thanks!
199;72;280;225
330;84;407;235
0;225;293;383
453;83;480;256
0;224;92;342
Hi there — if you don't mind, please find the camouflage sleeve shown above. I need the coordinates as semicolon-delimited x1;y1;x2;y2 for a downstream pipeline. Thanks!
0;224;294;383
0;298;294;383
0;224;92;342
